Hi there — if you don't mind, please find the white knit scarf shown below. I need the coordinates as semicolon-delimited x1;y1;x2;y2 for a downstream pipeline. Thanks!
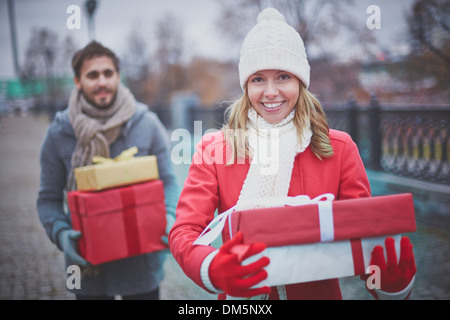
232;107;312;300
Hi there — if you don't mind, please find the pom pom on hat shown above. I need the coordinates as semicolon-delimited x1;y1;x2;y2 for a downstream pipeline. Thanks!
239;7;310;89
257;7;286;23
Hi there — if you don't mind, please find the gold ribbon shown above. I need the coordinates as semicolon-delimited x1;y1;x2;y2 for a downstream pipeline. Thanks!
92;146;138;164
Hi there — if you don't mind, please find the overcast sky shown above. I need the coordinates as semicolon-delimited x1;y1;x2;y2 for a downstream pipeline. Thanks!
0;0;415;79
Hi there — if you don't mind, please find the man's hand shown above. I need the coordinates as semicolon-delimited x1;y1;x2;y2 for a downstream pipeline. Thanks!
162;214;175;245
59;229;89;267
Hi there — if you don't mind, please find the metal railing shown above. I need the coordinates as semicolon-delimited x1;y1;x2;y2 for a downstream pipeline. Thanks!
325;96;449;185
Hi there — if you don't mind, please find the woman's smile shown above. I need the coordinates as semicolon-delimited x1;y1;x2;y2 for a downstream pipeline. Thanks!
261;101;285;112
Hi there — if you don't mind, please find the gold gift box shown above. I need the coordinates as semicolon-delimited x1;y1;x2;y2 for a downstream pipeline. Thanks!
74;148;159;191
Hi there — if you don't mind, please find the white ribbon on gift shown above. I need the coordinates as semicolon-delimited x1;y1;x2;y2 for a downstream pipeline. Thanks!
193;193;335;246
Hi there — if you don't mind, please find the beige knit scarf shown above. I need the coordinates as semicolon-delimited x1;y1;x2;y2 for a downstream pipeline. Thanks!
67;83;135;190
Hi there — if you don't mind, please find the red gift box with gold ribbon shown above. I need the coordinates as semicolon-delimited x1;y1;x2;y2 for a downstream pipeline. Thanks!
67;180;167;265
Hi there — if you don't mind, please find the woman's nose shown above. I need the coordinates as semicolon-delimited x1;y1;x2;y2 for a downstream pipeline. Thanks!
264;81;279;98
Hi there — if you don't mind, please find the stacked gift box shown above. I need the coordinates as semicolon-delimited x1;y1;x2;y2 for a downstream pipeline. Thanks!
67;147;167;265
228;193;416;287
194;193;416;287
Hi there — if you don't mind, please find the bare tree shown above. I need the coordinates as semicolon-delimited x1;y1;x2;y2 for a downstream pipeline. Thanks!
407;0;450;65
215;0;265;46
121;25;152;102
214;0;376;58
20;28;59;113
153;11;186;105
21;28;58;80
21;29;78;79
20;28;79;113
59;35;78;76
379;0;450;102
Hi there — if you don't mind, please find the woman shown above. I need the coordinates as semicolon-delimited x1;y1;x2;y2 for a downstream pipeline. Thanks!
169;7;415;300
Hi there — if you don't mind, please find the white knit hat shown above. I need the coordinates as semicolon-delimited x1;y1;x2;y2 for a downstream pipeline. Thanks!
238;7;310;89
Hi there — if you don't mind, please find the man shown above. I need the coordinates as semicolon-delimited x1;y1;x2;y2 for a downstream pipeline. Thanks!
37;41;178;300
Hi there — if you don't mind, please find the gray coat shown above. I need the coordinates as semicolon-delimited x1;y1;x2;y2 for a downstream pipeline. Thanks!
37;102;179;296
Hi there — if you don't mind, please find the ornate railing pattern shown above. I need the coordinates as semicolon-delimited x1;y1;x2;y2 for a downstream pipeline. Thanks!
325;98;449;185
379;107;449;184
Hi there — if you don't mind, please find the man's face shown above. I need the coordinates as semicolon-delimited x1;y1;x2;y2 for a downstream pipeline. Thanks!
74;55;120;109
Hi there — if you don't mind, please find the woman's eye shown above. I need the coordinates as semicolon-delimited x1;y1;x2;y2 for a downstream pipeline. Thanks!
251;76;264;83
279;74;291;80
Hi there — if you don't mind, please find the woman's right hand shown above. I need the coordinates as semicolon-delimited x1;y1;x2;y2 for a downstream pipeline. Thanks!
208;231;271;297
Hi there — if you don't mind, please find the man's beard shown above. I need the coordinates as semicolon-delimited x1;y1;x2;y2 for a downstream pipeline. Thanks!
80;87;118;109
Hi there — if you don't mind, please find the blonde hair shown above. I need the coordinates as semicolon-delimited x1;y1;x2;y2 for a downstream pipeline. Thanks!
222;84;333;164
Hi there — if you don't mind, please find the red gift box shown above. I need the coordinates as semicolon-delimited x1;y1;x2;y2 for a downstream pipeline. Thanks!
226;193;416;286
194;193;416;287
230;193;416;246
67;180;167;265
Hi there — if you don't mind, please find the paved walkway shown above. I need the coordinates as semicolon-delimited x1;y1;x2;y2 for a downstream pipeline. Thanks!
0;114;449;300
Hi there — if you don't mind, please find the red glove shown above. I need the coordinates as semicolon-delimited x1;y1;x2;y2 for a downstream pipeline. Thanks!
209;231;271;298
366;236;416;297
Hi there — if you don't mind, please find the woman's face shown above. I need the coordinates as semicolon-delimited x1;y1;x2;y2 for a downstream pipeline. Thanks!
247;69;300;124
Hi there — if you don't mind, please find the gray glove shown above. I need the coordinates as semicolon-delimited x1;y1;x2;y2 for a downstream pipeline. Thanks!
161;214;176;245
58;229;89;267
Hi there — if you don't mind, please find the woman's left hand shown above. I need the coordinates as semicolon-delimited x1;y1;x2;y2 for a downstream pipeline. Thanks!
363;236;416;298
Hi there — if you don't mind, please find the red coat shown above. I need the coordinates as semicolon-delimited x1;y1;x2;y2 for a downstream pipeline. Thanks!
169;129;371;300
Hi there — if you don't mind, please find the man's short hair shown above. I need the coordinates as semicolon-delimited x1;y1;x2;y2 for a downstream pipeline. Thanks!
71;41;120;79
